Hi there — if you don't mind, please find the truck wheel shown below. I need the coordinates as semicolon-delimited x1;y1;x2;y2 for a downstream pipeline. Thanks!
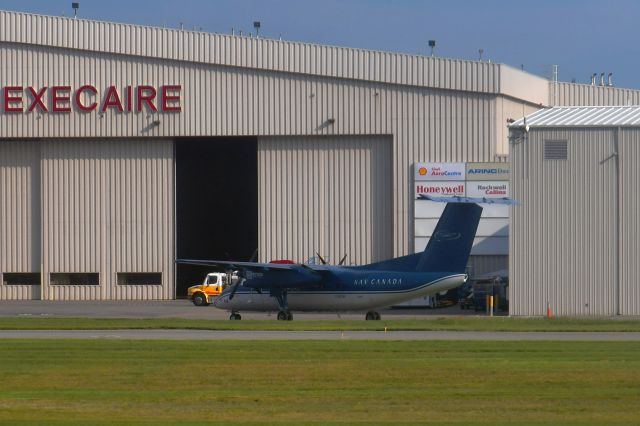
192;293;208;306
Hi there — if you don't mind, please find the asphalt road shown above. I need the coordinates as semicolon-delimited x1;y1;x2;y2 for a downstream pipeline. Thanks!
1;300;637;341
0;329;639;340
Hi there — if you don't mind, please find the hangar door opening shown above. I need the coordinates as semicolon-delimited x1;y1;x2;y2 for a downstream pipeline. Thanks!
175;138;258;296
258;135;393;265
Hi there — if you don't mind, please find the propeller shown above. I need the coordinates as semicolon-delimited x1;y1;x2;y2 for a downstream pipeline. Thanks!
227;250;258;300
316;252;348;266
223;268;239;300
249;248;258;262
228;281;241;300
315;252;327;265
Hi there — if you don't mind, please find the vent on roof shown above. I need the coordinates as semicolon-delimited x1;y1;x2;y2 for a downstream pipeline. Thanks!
544;140;568;160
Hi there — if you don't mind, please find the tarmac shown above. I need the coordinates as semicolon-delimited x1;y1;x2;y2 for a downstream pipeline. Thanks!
0;300;638;341
0;329;639;341
0;299;478;320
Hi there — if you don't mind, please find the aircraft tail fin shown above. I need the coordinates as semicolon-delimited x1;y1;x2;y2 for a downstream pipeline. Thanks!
415;203;482;273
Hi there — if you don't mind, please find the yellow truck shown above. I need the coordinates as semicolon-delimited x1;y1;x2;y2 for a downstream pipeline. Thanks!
188;273;230;306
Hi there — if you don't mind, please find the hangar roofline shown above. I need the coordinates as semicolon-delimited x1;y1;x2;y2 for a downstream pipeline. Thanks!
510;105;640;128
0;9;551;104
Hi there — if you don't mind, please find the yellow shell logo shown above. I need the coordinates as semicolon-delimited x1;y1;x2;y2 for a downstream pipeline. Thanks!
418;167;428;176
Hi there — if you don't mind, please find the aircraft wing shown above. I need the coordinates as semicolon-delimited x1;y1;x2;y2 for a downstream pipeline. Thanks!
176;258;321;274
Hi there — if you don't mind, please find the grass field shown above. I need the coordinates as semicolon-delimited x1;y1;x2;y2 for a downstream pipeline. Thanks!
1;316;640;332
0;340;639;425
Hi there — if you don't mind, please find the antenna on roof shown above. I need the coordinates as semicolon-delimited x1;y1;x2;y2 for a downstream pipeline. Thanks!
428;40;436;57
253;21;261;37
478;48;484;61
71;2;79;19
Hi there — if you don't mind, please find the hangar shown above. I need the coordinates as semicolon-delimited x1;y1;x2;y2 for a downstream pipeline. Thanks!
509;106;640;316
1;10;640;301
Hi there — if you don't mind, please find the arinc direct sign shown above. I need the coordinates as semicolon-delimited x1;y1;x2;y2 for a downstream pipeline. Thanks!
465;162;509;181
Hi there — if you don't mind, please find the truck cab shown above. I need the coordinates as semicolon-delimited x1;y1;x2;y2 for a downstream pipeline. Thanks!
188;272;233;306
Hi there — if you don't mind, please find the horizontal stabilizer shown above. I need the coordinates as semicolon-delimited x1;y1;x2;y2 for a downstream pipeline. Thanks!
418;194;519;205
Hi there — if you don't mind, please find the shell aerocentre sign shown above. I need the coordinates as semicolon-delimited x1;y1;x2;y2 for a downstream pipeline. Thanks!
1;85;182;113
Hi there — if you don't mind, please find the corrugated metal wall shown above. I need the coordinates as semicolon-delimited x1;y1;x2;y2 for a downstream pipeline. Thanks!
619;129;640;315
0;41;500;257
0;11;502;94
0;141;41;299
468;255;508;278
39;139;174;300
510;128;621;315
258;135;393;265
554;82;640;106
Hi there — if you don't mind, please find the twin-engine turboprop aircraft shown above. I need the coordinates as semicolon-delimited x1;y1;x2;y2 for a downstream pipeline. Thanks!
178;197;513;320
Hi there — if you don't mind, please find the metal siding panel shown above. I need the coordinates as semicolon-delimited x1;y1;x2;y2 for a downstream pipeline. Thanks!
258;135;393;265
619;129;640;315
510;128;618;315
0;10;506;94
40;139;174;300
0;141;41;300
555;82;640;107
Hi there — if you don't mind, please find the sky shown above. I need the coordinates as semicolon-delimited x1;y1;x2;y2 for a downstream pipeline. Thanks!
2;0;640;88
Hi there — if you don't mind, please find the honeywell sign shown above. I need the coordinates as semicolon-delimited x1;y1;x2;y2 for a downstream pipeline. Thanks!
1;85;182;113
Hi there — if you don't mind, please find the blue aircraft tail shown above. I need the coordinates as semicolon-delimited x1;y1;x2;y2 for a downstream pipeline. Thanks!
415;203;482;273
358;202;482;273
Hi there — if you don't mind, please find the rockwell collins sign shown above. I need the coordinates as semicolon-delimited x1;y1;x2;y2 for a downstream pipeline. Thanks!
1;85;182;113
414;162;510;257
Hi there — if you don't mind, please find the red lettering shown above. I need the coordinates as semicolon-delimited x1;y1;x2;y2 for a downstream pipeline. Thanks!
161;85;182;112
27;87;48;112
136;85;157;112
3;86;23;112
51;86;71;112
101;86;124;112
75;85;98;112
2;84;184;114
126;86;133;112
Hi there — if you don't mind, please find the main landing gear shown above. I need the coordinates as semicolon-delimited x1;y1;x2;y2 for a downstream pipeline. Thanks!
273;289;293;321
365;311;381;320
277;310;293;321
229;311;242;320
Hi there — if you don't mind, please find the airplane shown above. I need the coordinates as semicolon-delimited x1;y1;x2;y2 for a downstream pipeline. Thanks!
177;196;515;321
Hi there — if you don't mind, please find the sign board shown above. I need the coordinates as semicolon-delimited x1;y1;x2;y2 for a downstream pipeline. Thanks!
465;162;510;181
466;182;509;198
414;162;465;181
414;182;466;197
413;162;510;258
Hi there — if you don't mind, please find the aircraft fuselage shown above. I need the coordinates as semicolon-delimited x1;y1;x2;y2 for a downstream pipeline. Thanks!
213;269;465;312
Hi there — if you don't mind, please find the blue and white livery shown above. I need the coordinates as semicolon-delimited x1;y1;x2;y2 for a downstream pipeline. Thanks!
178;201;484;321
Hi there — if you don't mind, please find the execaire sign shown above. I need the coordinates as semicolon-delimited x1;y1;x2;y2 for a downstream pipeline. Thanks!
1;85;182;113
